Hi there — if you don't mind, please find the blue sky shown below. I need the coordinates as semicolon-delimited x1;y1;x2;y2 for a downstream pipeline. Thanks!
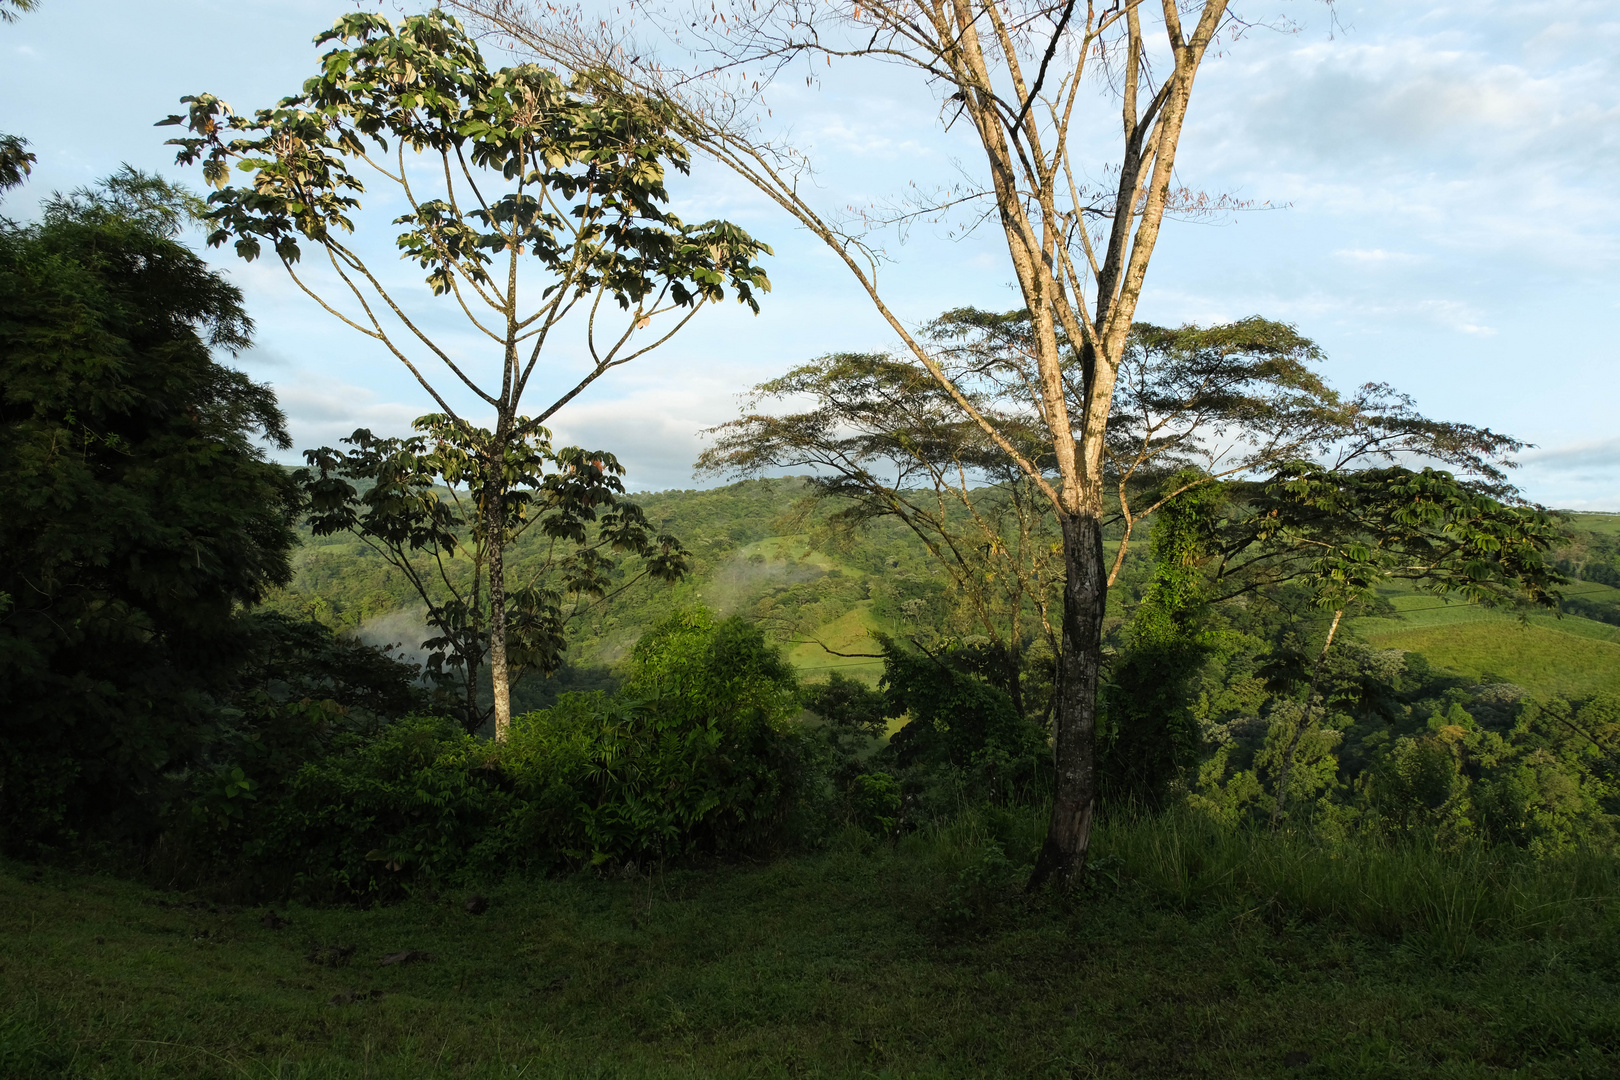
4;0;1617;507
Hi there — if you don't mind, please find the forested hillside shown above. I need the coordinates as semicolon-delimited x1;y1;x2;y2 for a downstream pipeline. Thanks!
264;477;1620;703
266;476;1036;703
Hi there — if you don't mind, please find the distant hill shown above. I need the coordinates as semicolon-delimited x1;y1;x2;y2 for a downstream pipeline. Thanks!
263;482;1620;704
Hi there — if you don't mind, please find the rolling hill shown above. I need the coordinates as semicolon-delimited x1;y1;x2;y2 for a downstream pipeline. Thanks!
264;481;1620;702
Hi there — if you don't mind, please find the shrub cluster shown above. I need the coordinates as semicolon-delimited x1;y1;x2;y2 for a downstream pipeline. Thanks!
1185;651;1619;855
804;639;1053;839
195;610;812;900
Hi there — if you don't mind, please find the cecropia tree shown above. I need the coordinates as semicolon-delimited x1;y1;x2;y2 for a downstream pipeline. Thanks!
163;11;770;737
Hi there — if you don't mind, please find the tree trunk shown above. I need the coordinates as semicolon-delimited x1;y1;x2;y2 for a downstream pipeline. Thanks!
486;477;513;741
1270;608;1343;828
1006;646;1024;718
1028;508;1108;890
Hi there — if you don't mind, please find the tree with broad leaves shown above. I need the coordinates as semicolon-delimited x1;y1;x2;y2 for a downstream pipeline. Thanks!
455;0;1460;883
0;170;299;849
298;416;687;735
0;135;33;194
0;0;39;192
162;10;771;738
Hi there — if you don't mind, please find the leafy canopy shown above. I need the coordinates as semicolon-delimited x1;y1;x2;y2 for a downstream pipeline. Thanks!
299;416;689;733
161;10;770;325
0;171;298;848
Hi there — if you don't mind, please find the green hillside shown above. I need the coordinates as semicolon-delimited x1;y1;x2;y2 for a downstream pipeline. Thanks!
265;479;944;704
1352;593;1620;698
1569;511;1620;536
1324;510;1620;697
264;479;1620;703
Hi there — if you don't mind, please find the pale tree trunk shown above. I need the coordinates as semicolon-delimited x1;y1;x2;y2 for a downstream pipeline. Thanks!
486;470;513;741
453;0;1238;880
1271;608;1343;827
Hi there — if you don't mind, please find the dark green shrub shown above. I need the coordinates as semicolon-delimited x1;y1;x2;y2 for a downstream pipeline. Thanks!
1473;695;1618;856
234;610;811;899
174;613;429;881
882;645;1050;812
1100;475;1222;806
850;771;902;837
804;671;889;749
803;671;895;830
252;716;515;901
1364;733;1473;844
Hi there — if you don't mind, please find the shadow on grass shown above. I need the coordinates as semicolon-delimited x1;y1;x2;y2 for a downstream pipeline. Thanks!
1;808;1616;1079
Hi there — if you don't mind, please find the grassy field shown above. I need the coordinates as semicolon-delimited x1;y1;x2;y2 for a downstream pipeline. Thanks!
1350;584;1620;699
4;812;1618;1080
1569;512;1620;537
785;604;887;682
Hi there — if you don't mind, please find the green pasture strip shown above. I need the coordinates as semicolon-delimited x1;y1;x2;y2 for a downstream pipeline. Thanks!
3;816;1617;1080
1568;512;1620;536
1562;579;1620;605
1351;619;1620;698
788;604;889;685
1354;586;1620;643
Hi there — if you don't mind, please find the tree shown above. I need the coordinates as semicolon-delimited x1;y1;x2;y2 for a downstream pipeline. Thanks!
163;11;771;739
697;338;1065;718
0;170;299;849
455;0;1326;884
698;308;1522;727
1100;462;1566;816
1098;472;1223;806
1211;463;1566;824
299;417;688;734
1100;319;1524;583
1;0;39;192
0;134;33;193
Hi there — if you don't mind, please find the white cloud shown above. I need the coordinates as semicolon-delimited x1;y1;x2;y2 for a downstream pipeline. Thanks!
1332;248;1424;265
1519;436;1620;472
13;0;1613;506
546;373;746;492
1513;437;1620;510
270;372;419;456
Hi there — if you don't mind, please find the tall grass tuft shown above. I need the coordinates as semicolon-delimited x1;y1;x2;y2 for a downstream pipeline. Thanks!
1093;805;1619;956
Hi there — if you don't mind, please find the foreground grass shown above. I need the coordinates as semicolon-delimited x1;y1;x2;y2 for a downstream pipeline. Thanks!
3;813;1617;1079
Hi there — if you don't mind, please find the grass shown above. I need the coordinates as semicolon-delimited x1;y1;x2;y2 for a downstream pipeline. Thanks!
1358;622;1620;698
1568;512;1620;537
787;604;887;682
4;812;1617;1080
1350;585;1620;698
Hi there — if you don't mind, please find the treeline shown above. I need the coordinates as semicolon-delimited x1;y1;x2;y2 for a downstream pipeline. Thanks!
5;171;1617;907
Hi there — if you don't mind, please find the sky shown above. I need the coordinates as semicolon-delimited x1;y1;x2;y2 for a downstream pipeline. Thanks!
3;0;1617;507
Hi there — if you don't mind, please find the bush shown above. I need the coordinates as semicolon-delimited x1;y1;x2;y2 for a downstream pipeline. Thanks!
505;611;809;865
882;645;1050;814
250;716;516;901
231;610;812;900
